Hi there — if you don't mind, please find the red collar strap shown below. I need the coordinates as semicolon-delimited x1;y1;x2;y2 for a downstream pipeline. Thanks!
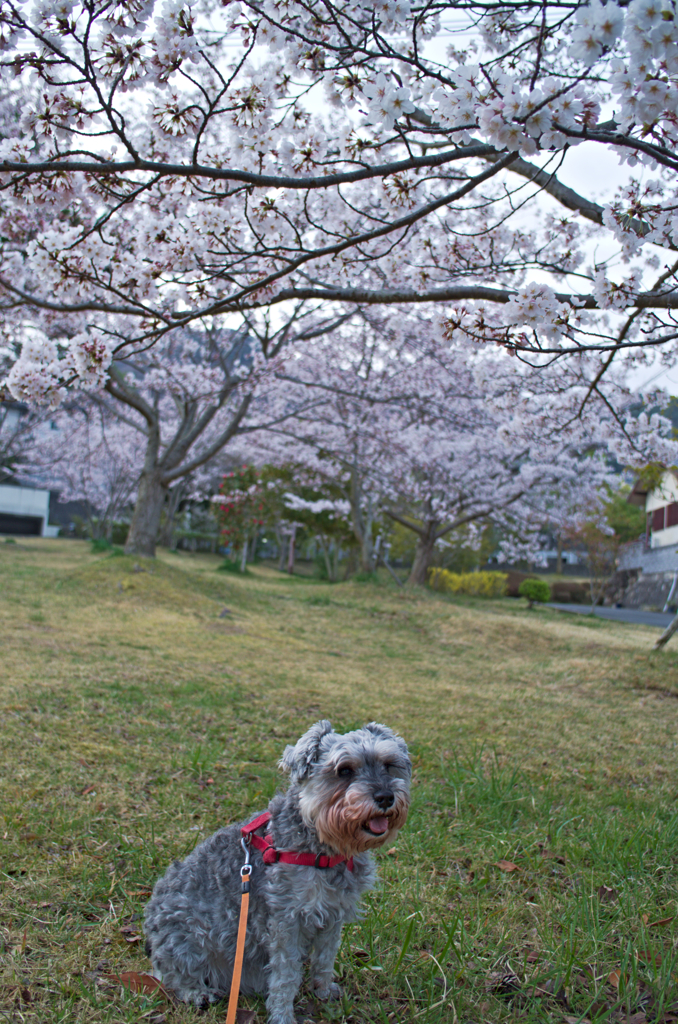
241;811;354;872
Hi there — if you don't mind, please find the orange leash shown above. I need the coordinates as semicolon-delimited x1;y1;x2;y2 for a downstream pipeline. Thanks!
225;841;252;1024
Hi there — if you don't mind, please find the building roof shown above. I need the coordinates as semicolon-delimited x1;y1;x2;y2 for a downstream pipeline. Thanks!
627;469;678;508
627;479;651;508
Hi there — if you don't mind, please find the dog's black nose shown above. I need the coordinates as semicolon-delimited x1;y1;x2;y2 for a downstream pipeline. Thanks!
374;790;395;810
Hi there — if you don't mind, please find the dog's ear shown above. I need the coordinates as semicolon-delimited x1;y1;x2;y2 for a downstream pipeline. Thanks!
364;721;403;742
280;720;334;780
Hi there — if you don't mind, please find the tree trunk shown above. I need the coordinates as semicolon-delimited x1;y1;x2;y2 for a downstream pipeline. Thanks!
556;534;563;575
380;546;404;587
124;420;165;558
125;469;167;557
318;534;335;582
240;538;248;572
275;522;287;570
654;613;678;649
407;524;438;586
662;572;678;613
158;481;184;548
349;463;376;573
343;547;357;580
287;525;296;574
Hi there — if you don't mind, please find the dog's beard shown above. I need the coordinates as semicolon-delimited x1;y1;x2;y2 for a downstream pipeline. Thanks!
300;781;410;857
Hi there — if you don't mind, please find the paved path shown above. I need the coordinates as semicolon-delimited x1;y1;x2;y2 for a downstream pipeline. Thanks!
547;603;675;628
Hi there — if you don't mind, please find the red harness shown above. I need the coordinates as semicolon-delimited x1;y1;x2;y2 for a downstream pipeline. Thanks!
241;811;354;872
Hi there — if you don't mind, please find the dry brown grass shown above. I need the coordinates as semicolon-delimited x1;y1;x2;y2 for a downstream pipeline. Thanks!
2;538;678;1024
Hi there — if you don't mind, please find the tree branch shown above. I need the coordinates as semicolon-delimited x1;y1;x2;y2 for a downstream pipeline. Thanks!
105;366;156;427
161;392;253;483
0;144;499;190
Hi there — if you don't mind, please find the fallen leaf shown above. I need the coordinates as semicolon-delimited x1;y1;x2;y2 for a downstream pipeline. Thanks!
6;986;32;1006
235;1012;256;1024
81;784;96;796
541;850;567;864
119;925;144;944
648;917;673;928
496;860;519;872
597;885;618;903
642;913;649;925
486;970;521;996
608;969;627;989
636;948;663;966
626;1014;647;1024
107;972;170;999
525;951;541;963
125;889;152;898
564;1016;592;1024
351;948;371;962
528;975;567;1004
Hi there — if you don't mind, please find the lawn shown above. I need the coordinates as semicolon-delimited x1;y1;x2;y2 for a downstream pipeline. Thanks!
2;539;678;1024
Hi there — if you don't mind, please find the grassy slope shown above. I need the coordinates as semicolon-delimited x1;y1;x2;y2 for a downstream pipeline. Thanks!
2;539;678;1024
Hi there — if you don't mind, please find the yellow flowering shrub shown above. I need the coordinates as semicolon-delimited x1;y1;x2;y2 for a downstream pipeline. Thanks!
428;568;508;598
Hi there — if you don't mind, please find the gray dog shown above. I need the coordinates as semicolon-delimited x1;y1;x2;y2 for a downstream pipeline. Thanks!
144;720;411;1024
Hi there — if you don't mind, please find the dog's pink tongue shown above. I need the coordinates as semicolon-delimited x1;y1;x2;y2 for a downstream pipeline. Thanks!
368;817;390;834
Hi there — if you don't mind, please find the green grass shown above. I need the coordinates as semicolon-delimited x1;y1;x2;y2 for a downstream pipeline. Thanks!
2;539;678;1024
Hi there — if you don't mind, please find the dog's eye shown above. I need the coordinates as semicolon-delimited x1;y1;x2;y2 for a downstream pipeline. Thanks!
337;765;353;777
384;763;398;776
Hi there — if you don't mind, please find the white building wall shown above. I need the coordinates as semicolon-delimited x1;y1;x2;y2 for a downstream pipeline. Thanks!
0;484;54;536
651;524;678;549
646;471;678;511
646;471;678;549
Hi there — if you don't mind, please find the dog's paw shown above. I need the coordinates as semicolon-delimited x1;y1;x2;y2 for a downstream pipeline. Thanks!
183;989;223;1011
313;980;342;1002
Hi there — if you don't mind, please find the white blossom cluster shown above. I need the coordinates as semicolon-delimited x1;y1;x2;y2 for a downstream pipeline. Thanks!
5;329;113;405
503;284;587;343
0;0;677;405
282;493;351;517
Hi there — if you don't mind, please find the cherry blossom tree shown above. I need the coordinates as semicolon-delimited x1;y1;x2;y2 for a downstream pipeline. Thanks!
213;463;276;570
0;399;44;483
256;308;673;583
2;0;678;410
277;484;354;580
9;307;343;555
22;402;144;537
0;341;37;482
256;315;405;572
